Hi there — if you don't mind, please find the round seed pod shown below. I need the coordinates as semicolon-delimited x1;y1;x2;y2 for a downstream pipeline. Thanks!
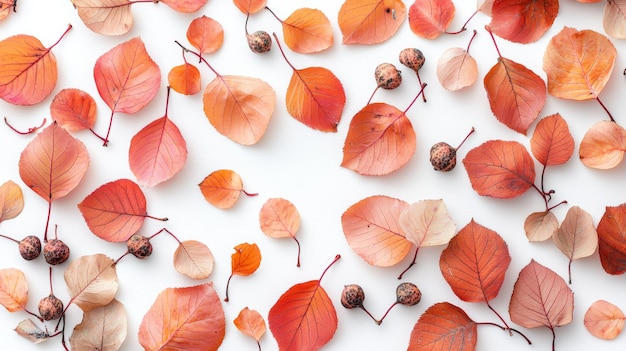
43;239;70;265
399;48;425;72
430;142;457;171
396;282;421;306
341;284;365;309
19;235;42;261
127;234;153;259
247;31;272;53
38;295;64;321
374;63;402;90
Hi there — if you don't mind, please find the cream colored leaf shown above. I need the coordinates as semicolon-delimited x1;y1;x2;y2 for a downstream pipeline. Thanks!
70;299;127;351
604;0;626;39
14;319;51;344
436;47;478;91
64;254;118;312
174;240;215;280
399;199;456;247
553;206;597;261
524;211;559;242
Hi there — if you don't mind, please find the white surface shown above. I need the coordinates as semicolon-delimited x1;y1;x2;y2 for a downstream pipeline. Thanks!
1;1;625;350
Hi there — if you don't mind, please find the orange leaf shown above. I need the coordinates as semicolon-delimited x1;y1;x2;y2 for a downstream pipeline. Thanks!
440;219;510;303
579;120;626;169
160;0;207;13
341;102;416;175
168;63;201;95
129;115;188;187
71;0;133;36
463;140;535;199
584;300;625;340
509;259;574;329
436;47;478;91
64;254;118;312
341;195;411;267
78;178;149;242
234;307;266;343
19;123;89;202
552;206;597;283
281;8;333;54
604;0;626;39
203;75;276;145
198;169;247;209
0;268;28;312
259;198;301;266
543;27;616;100
138;283;225;351
94;37;161;114
408;0;455;39
0;180;24;223
268;256;339;351
597;204;626;275
489;0;558;43
0;26;69;106
0;1;14;21
186;16;224;54
338;0;406;45
484;57;546;134
285;66;346;132
173;240;215;280
50;88;97;132
530;113;574;166
233;0;266;14
69;299;127;350
524;211;558;242
231;242;261;276
398;199;456;247
407;302;477;351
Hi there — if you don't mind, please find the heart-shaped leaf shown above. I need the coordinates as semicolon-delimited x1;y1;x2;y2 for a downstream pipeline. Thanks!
64;254;118;312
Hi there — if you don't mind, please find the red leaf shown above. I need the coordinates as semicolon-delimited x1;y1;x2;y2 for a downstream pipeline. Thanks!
407;302;477;351
338;0;406;45
598;204;626;275
408;0;456;39
78;179;149;242
341;103;416;175
483;57;546;134
530;113;574;166
489;0;559;43
50;88;97;132
462;140;535;199
440;219;511;303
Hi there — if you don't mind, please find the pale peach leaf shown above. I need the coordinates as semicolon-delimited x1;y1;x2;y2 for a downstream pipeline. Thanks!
64;254;118;312
584;300;625;340
173;240;215;280
399;199;456;247
524;211;558;242
69;299;127;351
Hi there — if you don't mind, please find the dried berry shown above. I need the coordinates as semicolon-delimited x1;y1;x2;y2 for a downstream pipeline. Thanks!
430;127;475;172
38;294;63;321
374;63;402;90
43;239;70;265
341;284;365;309
399;48;425;72
247;30;272;53
396;282;421;306
127;234;153;259
19;235;41;261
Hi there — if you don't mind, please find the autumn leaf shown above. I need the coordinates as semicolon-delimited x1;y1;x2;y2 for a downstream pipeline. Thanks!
484;57;546;135
129;109;188;187
160;0;207;13
173;240;215;280
64;254;118;312
440;219;510;303
277;8;334;54
0;268;28;312
187;15;224;54
489;0;558;43
407;302;477;351
0;180;23;223
579;120;626;169
259;198;302;266
338;0;406;45
234;307;266;347
138;282;225;351
168;63;201;95
14;319;51;344
584;300;625;340
225;243;261;302
509;260;573;336
604;0;626;38
462;140;536;199
268;255;339;351
199;169;254;209
552;206;597;283
69;299;127;351
524;211;558;242
50;88;97;132
78;178;155;242
408;0;455;39
530;113;574;166
0;1;14;21
478;0;494;15
71;0;133;35
597;204;626;275
0;25;70;106
341;195;411;267
543;27;616;101
203;75;276;145
94;36;161;145
341;102;416;175
437;47;478;91
398;199;455;247
233;0;266;14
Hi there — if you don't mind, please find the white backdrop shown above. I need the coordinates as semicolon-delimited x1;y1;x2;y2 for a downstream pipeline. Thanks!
1;1;626;350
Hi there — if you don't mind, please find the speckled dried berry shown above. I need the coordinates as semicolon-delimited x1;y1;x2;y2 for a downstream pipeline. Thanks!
127;234;152;259
374;63;402;90
19;235;41;261
247;30;272;53
399;48;425;72
43;239;70;265
396;282;421;306
341;284;365;309
430;142;457;171
38;295;63;321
